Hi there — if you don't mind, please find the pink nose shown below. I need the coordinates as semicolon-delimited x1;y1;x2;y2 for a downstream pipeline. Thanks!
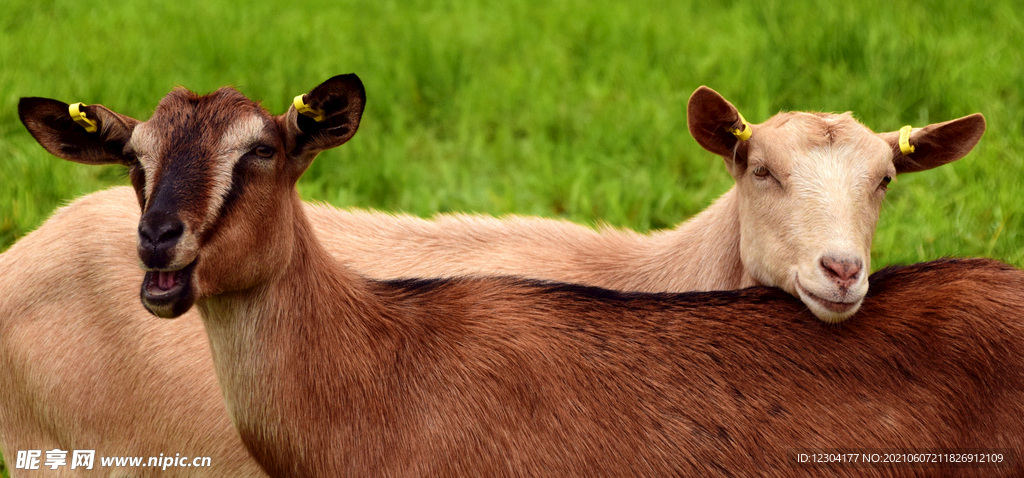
820;255;863;289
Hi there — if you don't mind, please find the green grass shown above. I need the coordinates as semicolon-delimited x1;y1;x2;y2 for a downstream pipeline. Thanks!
0;0;1022;471
2;0;1023;266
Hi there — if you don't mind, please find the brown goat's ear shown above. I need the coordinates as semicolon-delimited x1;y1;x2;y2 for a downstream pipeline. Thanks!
280;73;366;170
878;113;986;174
687;86;752;172
19;98;139;166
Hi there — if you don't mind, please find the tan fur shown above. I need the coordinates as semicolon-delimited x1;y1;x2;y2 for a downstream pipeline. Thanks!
309;187;746;291
6;81;990;476
0;192;262;477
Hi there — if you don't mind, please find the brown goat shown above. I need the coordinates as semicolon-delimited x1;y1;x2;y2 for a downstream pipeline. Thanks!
16;74;1022;477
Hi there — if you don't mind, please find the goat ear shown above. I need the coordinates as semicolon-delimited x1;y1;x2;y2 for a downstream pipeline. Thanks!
19;97;138;166
687;86;751;172
281;73;366;169
878;113;986;174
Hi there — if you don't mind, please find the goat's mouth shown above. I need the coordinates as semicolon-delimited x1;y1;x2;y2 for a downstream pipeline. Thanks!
794;274;863;323
141;258;197;318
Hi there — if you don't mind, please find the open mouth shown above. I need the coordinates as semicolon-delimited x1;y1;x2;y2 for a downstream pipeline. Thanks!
795;274;860;315
142;258;197;308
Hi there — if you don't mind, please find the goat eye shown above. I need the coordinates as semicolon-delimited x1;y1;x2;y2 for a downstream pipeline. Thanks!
253;145;275;158
880;176;892;189
123;150;139;165
752;166;772;179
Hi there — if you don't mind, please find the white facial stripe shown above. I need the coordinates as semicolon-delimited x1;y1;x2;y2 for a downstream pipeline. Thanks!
218;113;269;154
129;123;162;202
204;115;269;226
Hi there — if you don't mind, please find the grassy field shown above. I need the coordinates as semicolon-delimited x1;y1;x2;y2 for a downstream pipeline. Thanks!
1;0;1022;473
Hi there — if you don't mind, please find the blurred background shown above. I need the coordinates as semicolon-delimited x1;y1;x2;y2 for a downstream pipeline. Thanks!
3;0;1022;265
1;0;1023;473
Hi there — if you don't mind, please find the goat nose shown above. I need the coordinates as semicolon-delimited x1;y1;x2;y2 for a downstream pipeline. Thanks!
820;254;863;288
139;212;184;252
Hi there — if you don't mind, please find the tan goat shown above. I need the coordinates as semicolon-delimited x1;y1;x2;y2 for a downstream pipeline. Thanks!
309;87;986;323
15;74;1022;477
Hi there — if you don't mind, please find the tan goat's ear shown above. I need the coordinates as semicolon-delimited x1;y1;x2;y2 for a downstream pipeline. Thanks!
878;113;986;174
280;73;366;171
687;86;752;170
19;97;138;166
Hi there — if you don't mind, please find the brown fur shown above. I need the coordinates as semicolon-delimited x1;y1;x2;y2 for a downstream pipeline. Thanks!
221;209;1024;476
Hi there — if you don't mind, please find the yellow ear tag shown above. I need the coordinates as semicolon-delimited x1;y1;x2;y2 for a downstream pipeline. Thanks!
293;95;325;122
729;112;752;141
898;125;915;155
69;102;98;133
